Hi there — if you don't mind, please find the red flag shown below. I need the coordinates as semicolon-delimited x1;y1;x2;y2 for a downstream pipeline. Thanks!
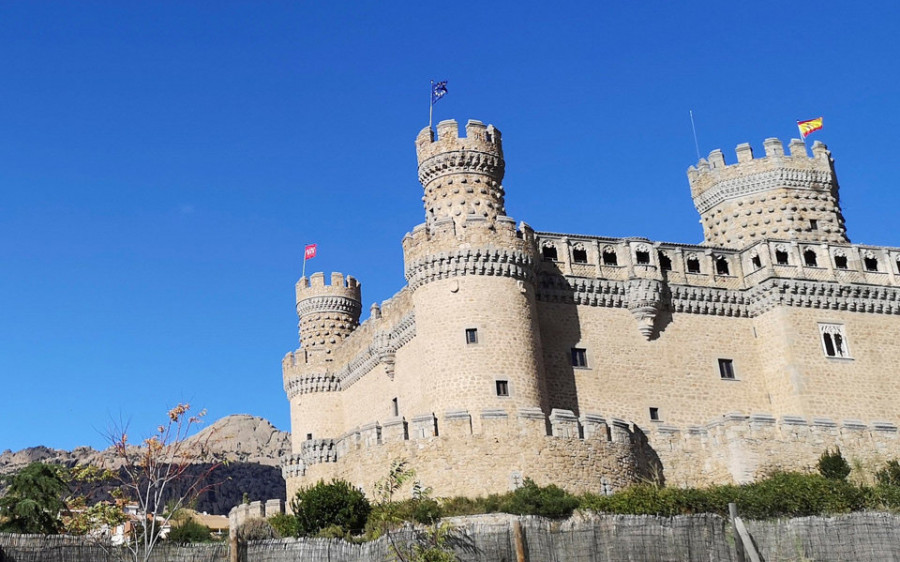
304;244;317;260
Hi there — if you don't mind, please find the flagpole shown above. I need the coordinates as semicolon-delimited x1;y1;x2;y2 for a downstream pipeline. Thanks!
429;80;434;129
689;110;701;161
302;245;308;279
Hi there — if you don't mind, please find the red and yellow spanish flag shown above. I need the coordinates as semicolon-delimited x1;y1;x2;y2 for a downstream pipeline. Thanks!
797;117;823;139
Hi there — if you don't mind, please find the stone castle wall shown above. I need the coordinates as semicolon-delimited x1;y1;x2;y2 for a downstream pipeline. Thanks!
283;407;645;500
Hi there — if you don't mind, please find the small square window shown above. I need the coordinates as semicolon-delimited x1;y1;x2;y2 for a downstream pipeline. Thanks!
571;348;587;368
635;251;650;265
465;328;478;344
834;255;848;269
306;433;313;441
649;407;660;421
495;380;509;397
718;358;735;379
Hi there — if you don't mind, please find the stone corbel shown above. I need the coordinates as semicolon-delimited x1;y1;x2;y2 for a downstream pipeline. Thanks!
625;278;664;340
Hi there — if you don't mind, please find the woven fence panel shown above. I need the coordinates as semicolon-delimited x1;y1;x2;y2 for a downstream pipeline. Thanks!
747;512;900;562
4;513;900;562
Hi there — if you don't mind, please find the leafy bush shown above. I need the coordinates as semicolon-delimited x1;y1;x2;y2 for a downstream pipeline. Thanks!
267;512;299;538
579;472;868;519
167;518;213;544
439;494;505;517
290;479;371;537
817;448;851;481
876;460;900;487
499;478;578;518
235;518;277;541
734;472;865;518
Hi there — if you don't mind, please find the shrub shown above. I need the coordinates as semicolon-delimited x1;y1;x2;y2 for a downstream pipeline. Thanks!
817;448;851;481
235;518;277;541
167;518;213;544
267;512;299;538
876;460;900;487
499;478;578;518
291;479;371;537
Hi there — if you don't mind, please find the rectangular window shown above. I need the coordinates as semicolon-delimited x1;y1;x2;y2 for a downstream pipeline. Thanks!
649;407;660;421
718;358;735;379
392;397;399;417
571;348;587;368
465;328;478;344
809;219;818;231
495;380;509;397
306;433;313;441
820;324;850;358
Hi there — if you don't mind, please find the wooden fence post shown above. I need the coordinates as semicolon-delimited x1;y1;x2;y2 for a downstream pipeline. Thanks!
513;519;527;562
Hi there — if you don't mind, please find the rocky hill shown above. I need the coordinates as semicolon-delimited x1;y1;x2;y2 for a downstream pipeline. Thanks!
0;414;291;515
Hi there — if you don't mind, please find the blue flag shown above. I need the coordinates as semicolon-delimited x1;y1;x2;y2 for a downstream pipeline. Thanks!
431;80;448;105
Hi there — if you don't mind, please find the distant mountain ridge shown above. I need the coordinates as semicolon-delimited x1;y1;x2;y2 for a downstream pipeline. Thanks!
0;414;291;515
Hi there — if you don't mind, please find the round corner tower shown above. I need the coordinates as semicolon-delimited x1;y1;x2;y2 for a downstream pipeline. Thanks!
403;119;547;429
687;138;848;248
295;271;362;360
283;271;361;450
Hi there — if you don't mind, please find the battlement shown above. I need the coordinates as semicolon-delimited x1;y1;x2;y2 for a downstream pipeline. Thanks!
415;118;503;166
295;272;363;353
688;138;833;197
296;272;361;304
686;138;845;248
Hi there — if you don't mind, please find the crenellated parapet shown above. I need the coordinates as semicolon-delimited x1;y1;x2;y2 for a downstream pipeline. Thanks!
283;408;647;497
295;272;362;357
687;139;847;248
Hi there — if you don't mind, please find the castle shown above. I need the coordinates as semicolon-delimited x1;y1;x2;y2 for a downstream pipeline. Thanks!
280;118;900;499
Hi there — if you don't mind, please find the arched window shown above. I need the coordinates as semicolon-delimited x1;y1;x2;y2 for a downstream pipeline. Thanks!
715;256;730;275
864;251;879;272
542;243;558;261
602;248;618;266
803;249;818;267
658;252;672;271
572;244;588;264
686;255;701;274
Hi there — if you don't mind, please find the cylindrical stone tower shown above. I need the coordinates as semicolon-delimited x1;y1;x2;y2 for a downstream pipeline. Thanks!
296;272;362;361
688;138;848;248
283;271;361;449
403;119;547;430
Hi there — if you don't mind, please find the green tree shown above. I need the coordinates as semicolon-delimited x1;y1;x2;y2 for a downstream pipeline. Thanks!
0;463;69;534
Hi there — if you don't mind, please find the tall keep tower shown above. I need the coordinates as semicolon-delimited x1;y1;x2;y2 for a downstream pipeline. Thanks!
402;119;547;428
688;138;848;248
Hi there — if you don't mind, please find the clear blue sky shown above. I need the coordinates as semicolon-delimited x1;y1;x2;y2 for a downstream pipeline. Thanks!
2;2;898;452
